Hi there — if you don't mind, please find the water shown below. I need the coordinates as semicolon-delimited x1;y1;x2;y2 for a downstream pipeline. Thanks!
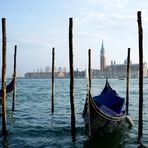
0;78;148;147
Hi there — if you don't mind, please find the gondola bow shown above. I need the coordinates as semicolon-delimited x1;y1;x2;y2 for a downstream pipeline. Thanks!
0;78;14;99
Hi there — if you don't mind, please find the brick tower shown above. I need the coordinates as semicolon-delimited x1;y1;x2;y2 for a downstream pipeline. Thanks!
100;41;106;74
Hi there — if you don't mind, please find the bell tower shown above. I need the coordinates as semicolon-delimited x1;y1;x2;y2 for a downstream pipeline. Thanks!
100;41;106;73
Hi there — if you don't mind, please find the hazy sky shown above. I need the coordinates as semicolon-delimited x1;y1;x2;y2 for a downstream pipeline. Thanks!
0;0;148;77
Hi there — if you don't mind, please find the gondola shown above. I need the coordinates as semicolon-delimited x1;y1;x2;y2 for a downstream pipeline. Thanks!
0;78;14;99
82;79;127;138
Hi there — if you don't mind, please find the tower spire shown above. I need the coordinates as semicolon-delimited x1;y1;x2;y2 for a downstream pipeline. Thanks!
100;40;105;54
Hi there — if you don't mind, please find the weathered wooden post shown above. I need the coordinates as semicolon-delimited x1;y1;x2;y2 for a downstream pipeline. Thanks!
12;45;17;111
69;17;76;141
51;47;55;113
126;48;130;115
1;18;7;135
137;11;143;140
88;49;91;90
88;49;92;138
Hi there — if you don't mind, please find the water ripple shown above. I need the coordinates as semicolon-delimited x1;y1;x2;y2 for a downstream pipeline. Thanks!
0;78;148;147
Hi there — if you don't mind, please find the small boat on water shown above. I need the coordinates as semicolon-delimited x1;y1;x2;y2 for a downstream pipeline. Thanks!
0;78;14;99
118;78;125;80
83;79;127;138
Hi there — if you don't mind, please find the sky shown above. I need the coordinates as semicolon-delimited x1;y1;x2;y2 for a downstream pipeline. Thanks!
0;0;148;77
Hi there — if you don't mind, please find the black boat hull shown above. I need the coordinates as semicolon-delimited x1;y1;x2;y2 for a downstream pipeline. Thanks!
83;96;126;138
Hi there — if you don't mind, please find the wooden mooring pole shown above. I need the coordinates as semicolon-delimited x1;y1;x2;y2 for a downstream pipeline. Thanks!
88;49;91;90
1;18;7;135
88;49;92;138
12;45;17;111
69;17;76;141
137;11;143;140
126;48;130;115
51;47;55;113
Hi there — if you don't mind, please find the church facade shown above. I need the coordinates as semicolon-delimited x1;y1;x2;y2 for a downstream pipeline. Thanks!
97;42;148;78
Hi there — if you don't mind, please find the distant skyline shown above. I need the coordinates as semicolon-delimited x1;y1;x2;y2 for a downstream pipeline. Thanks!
1;0;148;77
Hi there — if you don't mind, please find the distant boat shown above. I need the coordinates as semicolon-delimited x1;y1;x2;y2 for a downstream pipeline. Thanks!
118;78;125;80
83;79;126;138
0;78;14;99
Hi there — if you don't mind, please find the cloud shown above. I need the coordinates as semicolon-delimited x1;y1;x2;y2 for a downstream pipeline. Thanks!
12;32;50;49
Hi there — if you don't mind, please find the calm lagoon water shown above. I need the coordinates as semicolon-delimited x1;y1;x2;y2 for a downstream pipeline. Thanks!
0;78;148;147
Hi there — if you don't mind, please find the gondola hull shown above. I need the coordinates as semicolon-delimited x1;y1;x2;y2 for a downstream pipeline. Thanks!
83;80;126;138
0;78;14;99
83;96;126;138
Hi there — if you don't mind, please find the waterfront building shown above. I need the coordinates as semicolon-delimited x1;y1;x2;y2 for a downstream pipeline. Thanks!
99;42;147;78
24;42;148;79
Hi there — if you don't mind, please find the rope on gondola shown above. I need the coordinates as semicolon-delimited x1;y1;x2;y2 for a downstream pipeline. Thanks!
90;95;126;121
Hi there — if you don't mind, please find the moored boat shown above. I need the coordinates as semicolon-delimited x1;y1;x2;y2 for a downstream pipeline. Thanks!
83;79;126;138
0;78;14;99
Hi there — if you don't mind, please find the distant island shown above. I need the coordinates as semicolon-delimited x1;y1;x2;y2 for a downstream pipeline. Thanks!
24;41;148;79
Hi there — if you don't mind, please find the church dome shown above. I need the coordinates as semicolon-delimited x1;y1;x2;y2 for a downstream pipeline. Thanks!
124;58;132;64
